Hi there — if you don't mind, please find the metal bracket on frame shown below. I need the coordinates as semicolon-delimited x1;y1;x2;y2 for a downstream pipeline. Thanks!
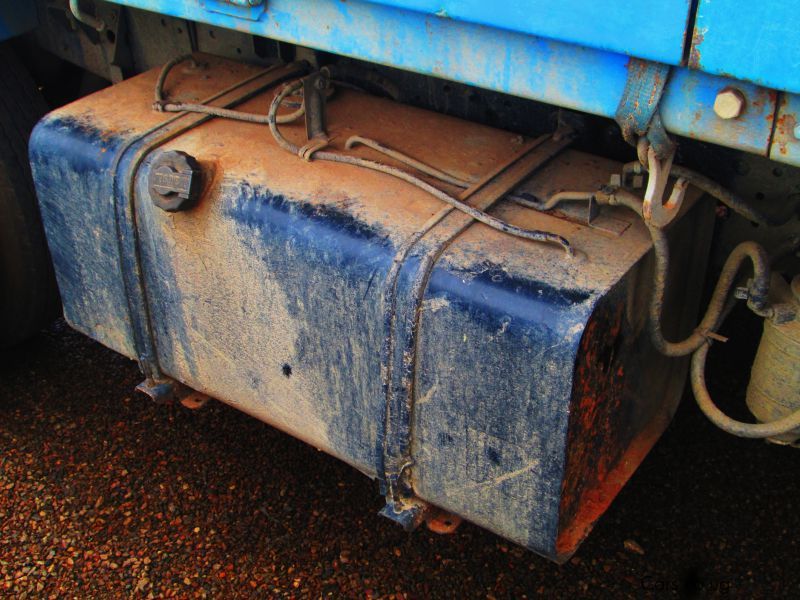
200;0;266;21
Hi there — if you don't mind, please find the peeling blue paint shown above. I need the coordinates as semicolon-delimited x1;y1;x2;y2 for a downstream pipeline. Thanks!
29;116;136;356
107;0;793;164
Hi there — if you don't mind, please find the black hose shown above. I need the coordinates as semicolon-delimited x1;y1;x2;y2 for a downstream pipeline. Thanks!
649;232;770;356
542;178;797;438
669;165;792;227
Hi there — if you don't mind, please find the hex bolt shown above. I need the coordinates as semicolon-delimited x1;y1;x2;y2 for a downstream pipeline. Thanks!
713;87;746;120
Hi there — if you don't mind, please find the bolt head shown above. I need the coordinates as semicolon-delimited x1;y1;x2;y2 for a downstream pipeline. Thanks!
793;123;800;140
713;87;746;120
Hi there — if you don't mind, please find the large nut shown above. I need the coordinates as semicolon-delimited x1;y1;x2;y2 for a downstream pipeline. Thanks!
713;87;746;120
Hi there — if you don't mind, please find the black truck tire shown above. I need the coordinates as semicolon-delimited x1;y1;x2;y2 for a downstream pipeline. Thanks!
0;44;58;348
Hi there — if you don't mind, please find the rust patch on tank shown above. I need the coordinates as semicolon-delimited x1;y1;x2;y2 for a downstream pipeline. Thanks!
44;54;269;139
557;296;626;553
555;415;666;560
554;275;675;560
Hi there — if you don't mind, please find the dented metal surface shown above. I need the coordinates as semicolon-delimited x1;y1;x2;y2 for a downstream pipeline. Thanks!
30;56;712;561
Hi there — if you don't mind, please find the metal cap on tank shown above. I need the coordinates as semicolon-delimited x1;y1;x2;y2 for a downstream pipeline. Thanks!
147;150;202;212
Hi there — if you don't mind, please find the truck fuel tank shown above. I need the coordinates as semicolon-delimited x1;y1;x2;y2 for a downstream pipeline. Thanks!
29;55;711;561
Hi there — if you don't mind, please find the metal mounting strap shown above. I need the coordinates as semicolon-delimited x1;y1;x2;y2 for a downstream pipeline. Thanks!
110;61;305;399
615;58;674;159
378;130;575;528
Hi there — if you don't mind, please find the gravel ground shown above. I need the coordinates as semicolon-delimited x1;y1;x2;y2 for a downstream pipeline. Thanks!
1;312;799;599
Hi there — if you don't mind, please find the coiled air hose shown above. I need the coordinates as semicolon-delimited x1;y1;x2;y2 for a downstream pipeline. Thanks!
545;183;800;440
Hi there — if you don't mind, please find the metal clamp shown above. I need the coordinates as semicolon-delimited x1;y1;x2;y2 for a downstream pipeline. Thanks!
200;0;266;21
615;58;674;159
302;70;330;142
642;144;688;228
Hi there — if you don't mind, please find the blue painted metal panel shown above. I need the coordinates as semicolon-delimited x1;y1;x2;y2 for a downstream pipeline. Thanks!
29;117;137;356
0;2;37;42
412;260;591;554
360;0;692;66
690;0;800;95
108;0;633;115
107;0;786;164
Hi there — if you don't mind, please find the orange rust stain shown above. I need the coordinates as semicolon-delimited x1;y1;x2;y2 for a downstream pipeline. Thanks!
648;73;662;105
555;415;667;560
688;29;704;68
557;296;626;554
425;508;462;535
772;110;797;157
554;271;683;560
52;54;269;138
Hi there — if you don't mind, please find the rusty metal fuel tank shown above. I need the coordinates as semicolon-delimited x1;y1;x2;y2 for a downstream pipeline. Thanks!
29;55;711;561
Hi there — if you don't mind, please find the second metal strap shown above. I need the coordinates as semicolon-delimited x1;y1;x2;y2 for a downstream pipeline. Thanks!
378;130;575;520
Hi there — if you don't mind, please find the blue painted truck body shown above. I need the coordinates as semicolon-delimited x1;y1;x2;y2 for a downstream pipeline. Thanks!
4;1;799;162
100;0;800;166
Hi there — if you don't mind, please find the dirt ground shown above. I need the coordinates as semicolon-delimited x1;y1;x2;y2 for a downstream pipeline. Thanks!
1;311;799;598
